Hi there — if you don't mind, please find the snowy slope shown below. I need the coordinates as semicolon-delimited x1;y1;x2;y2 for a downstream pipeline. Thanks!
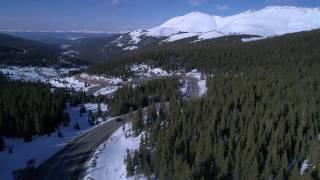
217;6;320;37
114;6;320;48
0;103;109;180
83;123;143;180
151;12;217;35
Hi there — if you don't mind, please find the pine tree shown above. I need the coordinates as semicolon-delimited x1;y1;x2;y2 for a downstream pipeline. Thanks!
125;149;134;177
0;136;4;151
97;103;102;117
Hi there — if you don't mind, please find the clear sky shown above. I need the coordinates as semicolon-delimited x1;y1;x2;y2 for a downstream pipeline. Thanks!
0;0;320;32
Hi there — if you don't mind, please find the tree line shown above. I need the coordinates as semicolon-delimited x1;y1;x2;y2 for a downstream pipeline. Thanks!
0;74;67;144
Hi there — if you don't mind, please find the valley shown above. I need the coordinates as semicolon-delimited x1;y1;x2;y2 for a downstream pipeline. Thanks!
1;3;320;180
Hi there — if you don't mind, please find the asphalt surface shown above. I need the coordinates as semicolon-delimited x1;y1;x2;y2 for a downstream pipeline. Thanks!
34;116;128;180
34;75;199;180
75;74;200;99
182;76;200;100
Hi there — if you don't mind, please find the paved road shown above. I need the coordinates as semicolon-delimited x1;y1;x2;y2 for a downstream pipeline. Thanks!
34;76;199;180
34;116;129;180
182;76;199;99
76;74;200;98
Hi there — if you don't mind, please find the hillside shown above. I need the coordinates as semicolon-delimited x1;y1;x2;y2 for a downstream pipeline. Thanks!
0;33;87;66
94;27;320;179
88;29;320;77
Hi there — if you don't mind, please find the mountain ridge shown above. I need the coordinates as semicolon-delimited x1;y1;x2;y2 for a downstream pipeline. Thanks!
113;6;320;50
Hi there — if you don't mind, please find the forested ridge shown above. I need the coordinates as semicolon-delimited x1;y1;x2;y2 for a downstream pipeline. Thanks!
89;30;320;77
113;30;320;179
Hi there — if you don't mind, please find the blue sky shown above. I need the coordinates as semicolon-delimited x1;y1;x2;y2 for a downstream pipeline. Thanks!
0;0;320;32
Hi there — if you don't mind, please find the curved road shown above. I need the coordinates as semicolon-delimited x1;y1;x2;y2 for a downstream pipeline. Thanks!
34;76;200;180
34;116;129;180
75;74;200;99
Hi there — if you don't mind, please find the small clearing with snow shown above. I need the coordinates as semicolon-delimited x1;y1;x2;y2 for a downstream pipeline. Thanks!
130;64;170;77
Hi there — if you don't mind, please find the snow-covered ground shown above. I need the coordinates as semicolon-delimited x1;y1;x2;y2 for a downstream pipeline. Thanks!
163;32;200;42
0;66;82;82
0;103;108;180
130;64;170;77
185;69;202;80
84;103;109;113
0;66;123;94
83;123;143;180
93;86;119;96
61;50;79;55
50;76;97;92
241;37;266;42
123;46;138;51
179;79;189;96
80;73;123;85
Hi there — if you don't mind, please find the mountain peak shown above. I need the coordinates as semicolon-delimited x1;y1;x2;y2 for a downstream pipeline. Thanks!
156;11;216;33
114;5;320;50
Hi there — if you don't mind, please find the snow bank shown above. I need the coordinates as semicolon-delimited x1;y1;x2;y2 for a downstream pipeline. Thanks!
83;123;143;180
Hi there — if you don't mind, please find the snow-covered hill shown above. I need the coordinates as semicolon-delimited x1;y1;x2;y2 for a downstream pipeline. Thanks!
114;6;320;50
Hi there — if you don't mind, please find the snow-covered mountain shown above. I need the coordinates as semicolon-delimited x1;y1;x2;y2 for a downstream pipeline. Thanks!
114;6;320;50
